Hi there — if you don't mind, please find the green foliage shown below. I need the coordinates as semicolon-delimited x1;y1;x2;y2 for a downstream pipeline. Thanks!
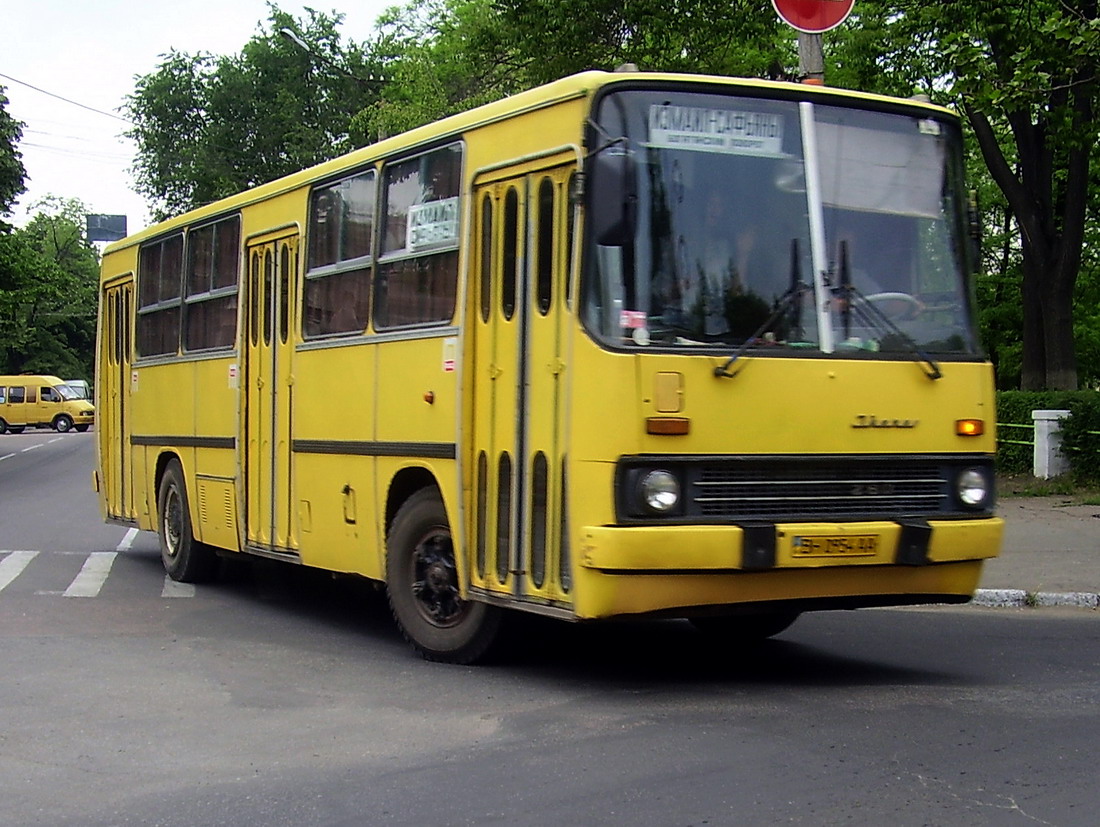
995;390;1100;478
356;0;795;138
1061;394;1100;483
824;2;1100;391
0;85;27;224
0;197;99;380
125;5;385;220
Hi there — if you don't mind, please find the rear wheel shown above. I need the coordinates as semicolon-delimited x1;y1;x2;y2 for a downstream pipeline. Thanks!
0;418;7;434
53;414;74;433
157;459;218;583
690;611;800;641
75;424;90;432
386;488;503;663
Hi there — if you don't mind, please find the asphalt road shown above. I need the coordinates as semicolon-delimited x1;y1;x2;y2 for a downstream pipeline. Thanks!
1;430;1098;826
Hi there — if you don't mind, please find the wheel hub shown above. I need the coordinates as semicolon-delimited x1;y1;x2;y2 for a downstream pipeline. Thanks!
412;532;466;627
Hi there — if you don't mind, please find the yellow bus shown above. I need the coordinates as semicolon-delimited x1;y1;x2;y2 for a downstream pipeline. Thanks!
95;69;1002;662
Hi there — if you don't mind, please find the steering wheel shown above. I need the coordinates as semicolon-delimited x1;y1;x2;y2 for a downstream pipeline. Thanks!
863;292;922;322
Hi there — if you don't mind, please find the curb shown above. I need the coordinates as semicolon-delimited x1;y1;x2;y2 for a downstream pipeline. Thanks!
972;588;1100;609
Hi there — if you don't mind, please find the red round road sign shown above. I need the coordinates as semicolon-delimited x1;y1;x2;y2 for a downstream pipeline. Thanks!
772;0;855;34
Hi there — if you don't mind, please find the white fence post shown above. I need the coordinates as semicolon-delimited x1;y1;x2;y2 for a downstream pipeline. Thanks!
1032;409;1071;479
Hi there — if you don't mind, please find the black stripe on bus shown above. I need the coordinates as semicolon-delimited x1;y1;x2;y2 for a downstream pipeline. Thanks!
292;439;456;459
131;435;236;449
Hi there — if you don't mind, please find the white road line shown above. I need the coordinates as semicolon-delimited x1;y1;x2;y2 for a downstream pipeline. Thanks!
0;453;15;462
20;444;42;453
162;576;195;598
63;551;118;597
48;437;63;444
0;551;39;592
116;528;139;552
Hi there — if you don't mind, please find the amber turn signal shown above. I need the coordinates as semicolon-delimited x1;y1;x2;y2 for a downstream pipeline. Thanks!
646;417;690;435
956;419;984;436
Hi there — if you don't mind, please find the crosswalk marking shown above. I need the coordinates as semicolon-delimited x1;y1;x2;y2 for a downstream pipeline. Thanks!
0;549;196;599
0;550;39;592
63;551;118;597
116;528;138;552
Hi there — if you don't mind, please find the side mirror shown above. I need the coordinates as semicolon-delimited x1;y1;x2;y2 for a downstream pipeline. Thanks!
589;147;637;247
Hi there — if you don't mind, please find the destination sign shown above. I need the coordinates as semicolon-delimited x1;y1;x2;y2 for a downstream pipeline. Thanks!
648;105;784;157
407;197;459;251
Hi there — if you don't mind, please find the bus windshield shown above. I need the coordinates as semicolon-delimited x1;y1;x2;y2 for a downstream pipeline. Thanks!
582;89;979;357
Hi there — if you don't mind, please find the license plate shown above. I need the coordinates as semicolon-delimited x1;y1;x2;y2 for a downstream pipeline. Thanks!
791;534;878;558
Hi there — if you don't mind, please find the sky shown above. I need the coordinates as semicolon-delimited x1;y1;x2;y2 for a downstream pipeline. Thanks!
0;0;394;234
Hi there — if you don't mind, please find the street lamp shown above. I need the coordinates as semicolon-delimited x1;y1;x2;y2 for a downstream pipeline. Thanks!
278;27;387;87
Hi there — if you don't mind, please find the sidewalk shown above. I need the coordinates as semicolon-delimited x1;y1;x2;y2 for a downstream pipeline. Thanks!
974;496;1100;608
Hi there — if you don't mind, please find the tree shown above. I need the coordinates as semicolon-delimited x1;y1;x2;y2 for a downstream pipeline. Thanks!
0;85;27;226
0;197;99;379
826;1;1100;390
356;0;795;139
126;5;385;220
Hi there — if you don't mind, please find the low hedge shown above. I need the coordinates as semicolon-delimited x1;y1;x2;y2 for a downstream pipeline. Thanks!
996;390;1100;480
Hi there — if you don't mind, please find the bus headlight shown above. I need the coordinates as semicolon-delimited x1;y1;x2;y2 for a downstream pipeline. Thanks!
639;469;681;514
956;467;990;509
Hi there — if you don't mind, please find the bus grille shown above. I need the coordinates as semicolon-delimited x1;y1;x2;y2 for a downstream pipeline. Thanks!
689;459;950;520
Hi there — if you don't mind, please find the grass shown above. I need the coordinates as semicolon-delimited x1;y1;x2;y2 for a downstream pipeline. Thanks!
996;472;1100;504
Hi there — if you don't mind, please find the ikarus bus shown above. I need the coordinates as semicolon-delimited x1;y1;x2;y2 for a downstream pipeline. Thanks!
95;70;1002;663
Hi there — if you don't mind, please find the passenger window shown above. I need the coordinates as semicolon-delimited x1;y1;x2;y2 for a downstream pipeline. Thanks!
536;177;554;315
375;143;462;329
304;169;375;337
502;187;518;320
184;215;240;352
26;387;36;404
10;387;25;404
136;233;185;357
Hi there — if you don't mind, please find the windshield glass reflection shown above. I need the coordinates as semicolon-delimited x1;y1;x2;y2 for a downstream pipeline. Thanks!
582;89;978;357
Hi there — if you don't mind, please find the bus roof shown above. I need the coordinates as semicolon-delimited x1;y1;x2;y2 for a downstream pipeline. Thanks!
105;70;956;256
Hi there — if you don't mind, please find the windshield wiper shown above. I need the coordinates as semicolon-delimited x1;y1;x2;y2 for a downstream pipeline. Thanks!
835;245;942;380
714;239;808;378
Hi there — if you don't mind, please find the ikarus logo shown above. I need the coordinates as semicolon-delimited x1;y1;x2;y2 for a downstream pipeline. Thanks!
852;415;918;429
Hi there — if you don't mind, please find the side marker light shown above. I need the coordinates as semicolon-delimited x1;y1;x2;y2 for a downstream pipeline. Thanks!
956;419;984;436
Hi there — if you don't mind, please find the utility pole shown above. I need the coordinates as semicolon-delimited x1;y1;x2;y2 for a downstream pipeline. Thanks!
798;32;826;84
771;0;856;84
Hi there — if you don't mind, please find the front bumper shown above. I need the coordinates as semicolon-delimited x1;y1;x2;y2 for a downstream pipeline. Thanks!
571;516;1003;619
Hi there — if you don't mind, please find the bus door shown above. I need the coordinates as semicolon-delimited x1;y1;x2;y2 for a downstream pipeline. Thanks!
243;232;299;554
472;163;575;607
100;277;134;521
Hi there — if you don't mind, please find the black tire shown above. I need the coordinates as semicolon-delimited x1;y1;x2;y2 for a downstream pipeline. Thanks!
386;488;503;664
53;414;73;433
75;424;90;432
157;459;218;583
690;611;800;641
0;418;7;434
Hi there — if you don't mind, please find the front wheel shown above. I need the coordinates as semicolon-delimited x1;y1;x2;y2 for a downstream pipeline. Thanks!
53;414;73;433
386;488;503;664
157;459;218;583
75;424;90;432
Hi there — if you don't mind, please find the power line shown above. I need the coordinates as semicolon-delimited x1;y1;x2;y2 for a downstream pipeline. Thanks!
0;71;132;124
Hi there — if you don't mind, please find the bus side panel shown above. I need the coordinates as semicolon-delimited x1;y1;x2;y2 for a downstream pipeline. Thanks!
374;335;461;572
191;355;240;551
291;342;380;576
